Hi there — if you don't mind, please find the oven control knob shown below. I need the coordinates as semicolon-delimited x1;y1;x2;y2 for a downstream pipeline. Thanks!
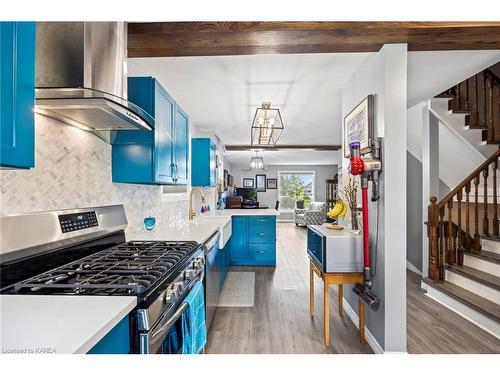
165;289;177;304
184;270;194;280
174;282;184;295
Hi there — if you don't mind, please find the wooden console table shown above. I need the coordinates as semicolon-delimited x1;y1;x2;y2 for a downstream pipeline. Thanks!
309;260;366;346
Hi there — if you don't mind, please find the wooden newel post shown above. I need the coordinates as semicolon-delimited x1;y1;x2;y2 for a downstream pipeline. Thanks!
428;196;442;282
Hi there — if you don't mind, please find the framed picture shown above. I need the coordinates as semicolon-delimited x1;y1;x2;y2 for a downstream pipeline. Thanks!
223;169;229;190
256;174;266;192
228;174;233;187
343;94;374;158
267;178;277;189
243;178;254;188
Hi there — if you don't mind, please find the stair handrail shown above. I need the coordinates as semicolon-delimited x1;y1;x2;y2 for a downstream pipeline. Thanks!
428;149;499;282
435;149;500;209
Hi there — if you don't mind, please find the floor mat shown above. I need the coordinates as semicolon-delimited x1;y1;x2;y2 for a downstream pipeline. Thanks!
218;272;255;307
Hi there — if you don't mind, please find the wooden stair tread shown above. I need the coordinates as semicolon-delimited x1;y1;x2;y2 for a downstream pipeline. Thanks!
445;264;500;291
482;235;500;243
465;124;488;130
464;249;500;265
423;278;500;323
450;109;472;115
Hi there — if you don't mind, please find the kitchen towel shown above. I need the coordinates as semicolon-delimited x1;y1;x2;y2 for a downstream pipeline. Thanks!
181;280;207;354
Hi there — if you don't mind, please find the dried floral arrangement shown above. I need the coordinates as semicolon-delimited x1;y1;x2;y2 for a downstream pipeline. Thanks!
341;175;359;230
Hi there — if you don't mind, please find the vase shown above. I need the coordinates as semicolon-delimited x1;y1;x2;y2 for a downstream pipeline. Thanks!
349;208;360;233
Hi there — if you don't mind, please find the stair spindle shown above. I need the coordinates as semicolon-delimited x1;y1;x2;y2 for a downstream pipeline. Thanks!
439;207;446;266
457;189;463;265
465;182;471;248
474;176;480;250
474;74;479;126
488;76;494;142
483;72;487;126
456;83;461;111
483;167;489;236
447;200;454;264
464;78;469;111
494;159;499;236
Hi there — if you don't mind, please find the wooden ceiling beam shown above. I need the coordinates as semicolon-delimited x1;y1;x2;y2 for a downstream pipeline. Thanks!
225;145;341;152
128;22;500;57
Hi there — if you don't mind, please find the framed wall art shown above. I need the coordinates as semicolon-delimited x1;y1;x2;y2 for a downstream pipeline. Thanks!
243;178;254;188
343;94;374;158
267;178;277;189
255;174;266;192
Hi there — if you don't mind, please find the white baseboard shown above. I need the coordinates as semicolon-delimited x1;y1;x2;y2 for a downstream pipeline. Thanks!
342;298;385;354
406;261;422;276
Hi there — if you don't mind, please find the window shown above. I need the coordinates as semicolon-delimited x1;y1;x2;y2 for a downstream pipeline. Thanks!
277;171;315;211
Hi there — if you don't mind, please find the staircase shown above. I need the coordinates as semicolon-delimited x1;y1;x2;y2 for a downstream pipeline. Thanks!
423;149;500;338
436;64;500;145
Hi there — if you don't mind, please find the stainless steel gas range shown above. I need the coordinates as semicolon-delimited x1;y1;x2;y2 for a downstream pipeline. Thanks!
0;205;205;354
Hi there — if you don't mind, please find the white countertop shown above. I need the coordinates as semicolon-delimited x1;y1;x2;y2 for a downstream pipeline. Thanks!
309;224;362;238
128;217;230;243
127;209;279;243
0;295;136;354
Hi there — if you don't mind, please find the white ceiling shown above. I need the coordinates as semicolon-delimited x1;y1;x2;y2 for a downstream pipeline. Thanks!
223;149;338;166
407;50;500;108
128;52;373;146
128;50;500;166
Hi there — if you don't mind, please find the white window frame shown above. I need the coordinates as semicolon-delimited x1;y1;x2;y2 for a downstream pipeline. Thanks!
277;170;316;212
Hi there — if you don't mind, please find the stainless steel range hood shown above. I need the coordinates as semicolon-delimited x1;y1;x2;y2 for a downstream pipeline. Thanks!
35;22;154;142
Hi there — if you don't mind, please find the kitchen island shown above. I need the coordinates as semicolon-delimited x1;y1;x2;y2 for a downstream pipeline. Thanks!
0;295;136;354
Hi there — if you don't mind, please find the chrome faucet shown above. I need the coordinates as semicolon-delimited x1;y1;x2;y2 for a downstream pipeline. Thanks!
189;188;206;220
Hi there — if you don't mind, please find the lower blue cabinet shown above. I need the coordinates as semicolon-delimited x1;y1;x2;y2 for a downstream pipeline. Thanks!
87;316;130;354
230;216;276;266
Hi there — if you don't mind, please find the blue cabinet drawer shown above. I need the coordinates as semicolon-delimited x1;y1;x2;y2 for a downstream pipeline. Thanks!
248;244;276;265
248;225;275;244
247;216;275;226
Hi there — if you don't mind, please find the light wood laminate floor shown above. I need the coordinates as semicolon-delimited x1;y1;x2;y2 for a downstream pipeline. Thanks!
206;223;500;354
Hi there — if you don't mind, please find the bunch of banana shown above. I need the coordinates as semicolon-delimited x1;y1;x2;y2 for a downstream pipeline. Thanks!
327;199;348;219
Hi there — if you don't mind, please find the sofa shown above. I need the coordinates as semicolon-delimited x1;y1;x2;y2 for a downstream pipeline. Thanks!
294;201;327;226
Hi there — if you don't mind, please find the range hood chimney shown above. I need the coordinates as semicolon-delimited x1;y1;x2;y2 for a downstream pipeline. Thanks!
35;22;154;142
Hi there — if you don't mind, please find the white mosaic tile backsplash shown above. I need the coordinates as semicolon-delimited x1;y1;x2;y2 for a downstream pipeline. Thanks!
0;115;190;235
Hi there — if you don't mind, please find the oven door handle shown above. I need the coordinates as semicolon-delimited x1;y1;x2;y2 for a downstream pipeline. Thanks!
150;302;188;343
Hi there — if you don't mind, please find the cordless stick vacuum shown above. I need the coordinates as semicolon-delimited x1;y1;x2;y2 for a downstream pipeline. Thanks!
348;140;382;311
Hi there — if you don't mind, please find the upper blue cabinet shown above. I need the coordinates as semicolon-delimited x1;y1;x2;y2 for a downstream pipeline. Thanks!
112;77;189;185
0;22;36;169
191;138;216;187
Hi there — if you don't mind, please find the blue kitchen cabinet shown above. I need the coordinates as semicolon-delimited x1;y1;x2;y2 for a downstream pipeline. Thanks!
112;77;189;185
230;216;248;263
87;315;130;354
173;105;189;184
0;22;36;169
230;216;276;266
191;138;216;187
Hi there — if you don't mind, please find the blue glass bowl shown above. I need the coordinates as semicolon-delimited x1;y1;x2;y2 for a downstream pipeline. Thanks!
144;217;156;231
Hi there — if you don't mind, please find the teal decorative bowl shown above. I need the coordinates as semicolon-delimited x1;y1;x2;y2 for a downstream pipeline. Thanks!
144;216;156;231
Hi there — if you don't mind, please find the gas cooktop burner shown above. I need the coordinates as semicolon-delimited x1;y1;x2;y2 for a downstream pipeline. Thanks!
4;241;201;297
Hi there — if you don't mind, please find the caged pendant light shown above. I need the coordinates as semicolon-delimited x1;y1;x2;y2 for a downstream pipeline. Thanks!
250;151;265;170
250;102;284;146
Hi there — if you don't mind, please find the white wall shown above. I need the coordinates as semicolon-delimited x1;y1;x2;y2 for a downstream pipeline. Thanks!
231;164;338;207
341;44;408;352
